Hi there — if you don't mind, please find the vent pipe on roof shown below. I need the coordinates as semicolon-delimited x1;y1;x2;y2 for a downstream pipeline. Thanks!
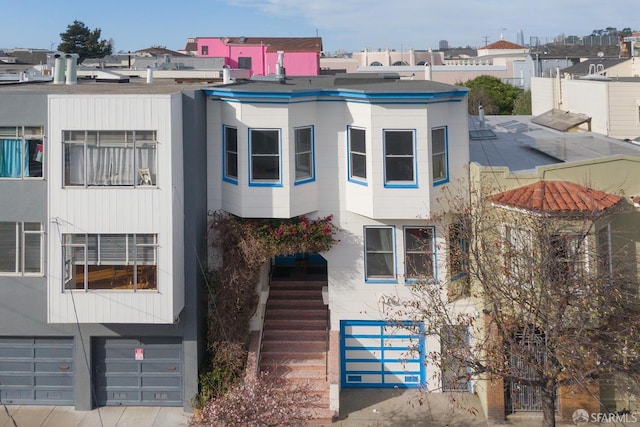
276;51;285;77
424;62;432;80
478;105;485;128
53;54;65;84
65;53;78;85
222;65;231;84
146;67;154;84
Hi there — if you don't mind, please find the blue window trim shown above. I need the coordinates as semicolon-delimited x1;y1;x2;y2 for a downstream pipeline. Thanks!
432;126;449;187
363;225;397;284
340;320;426;388
222;125;238;185
383;129;418;188
294;125;316;186
403;225;438;284
347;125;367;186
248;128;283;187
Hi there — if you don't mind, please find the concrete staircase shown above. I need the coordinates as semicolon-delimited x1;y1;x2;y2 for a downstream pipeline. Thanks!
260;278;334;422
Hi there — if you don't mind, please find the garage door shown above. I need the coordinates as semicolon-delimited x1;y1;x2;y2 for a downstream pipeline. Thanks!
93;337;182;406
341;320;424;388
0;337;74;405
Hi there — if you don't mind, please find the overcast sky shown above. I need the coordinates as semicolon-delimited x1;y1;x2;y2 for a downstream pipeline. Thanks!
2;0;636;53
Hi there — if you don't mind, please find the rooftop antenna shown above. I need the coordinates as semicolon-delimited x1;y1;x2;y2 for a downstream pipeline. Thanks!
498;28;508;40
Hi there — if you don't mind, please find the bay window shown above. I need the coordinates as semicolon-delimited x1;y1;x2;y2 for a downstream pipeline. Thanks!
404;227;435;281
249;129;280;185
294;126;314;183
384;130;415;186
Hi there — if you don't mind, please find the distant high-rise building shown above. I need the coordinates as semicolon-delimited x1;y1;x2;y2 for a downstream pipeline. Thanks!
517;29;525;46
439;40;449;50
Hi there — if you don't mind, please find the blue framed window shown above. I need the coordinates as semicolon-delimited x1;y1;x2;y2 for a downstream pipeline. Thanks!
384;129;416;187
364;226;396;282
294;126;314;184
223;126;238;184
249;128;281;186
347;126;367;184
432;126;448;185
404;226;435;282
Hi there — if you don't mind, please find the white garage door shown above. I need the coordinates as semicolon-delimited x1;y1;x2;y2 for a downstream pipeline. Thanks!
341;320;425;388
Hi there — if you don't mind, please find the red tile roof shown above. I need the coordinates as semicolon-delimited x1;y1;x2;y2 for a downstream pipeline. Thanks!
488;181;622;214
482;40;526;50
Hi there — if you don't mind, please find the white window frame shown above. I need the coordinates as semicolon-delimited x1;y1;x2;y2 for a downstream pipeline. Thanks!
383;129;416;187
364;226;396;283
404;226;436;282
62;130;158;188
348;126;367;184
0;222;43;275
249;128;281;186
432;126;449;185
294;126;315;184
223;125;238;183
0;126;45;179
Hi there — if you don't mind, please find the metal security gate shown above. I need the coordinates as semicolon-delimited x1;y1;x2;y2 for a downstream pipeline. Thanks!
507;331;549;412
0;337;74;405
93;337;182;407
341;320;424;388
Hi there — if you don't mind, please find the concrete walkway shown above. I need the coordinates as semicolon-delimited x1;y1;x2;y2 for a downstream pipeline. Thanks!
0;405;190;427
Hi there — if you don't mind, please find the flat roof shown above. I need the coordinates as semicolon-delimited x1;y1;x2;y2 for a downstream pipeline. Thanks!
204;74;468;97
0;77;208;94
469;115;640;172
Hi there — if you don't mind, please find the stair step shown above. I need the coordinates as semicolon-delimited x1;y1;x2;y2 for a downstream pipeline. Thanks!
261;352;326;364
262;366;327;380
269;289;323;299
264;319;327;330
263;329;326;341
267;300;326;309
262;340;326;353
265;309;328;320
269;280;327;287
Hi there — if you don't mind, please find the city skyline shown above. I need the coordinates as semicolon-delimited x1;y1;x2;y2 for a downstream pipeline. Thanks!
1;0;636;53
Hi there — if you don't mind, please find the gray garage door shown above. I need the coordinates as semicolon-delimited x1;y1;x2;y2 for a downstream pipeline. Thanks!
0;337;74;405
93;337;182;407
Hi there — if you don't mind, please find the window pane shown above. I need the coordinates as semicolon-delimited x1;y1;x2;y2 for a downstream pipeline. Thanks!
136;142;156;186
385;131;413;155
0;139;22;178
295;127;313;180
225;127;238;179
64;144;85;186
24;233;41;273
433;153;446;181
432;128;447;182
386;157;414;182
251;130;279;181
0;222;17;273
100;235;127;264
384;131;414;183
251;130;279;154
26;140;43;177
365;227;395;279
351;154;366;179
405;228;434;279
252;156;279;180
87;145;135;186
350;128;365;153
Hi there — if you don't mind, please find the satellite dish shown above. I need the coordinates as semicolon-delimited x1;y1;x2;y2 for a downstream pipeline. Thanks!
597;51;604;58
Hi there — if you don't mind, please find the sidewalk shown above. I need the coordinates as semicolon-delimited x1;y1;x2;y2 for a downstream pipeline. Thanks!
0;405;190;427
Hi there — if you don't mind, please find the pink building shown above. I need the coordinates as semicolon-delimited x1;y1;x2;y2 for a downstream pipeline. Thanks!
195;37;323;76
